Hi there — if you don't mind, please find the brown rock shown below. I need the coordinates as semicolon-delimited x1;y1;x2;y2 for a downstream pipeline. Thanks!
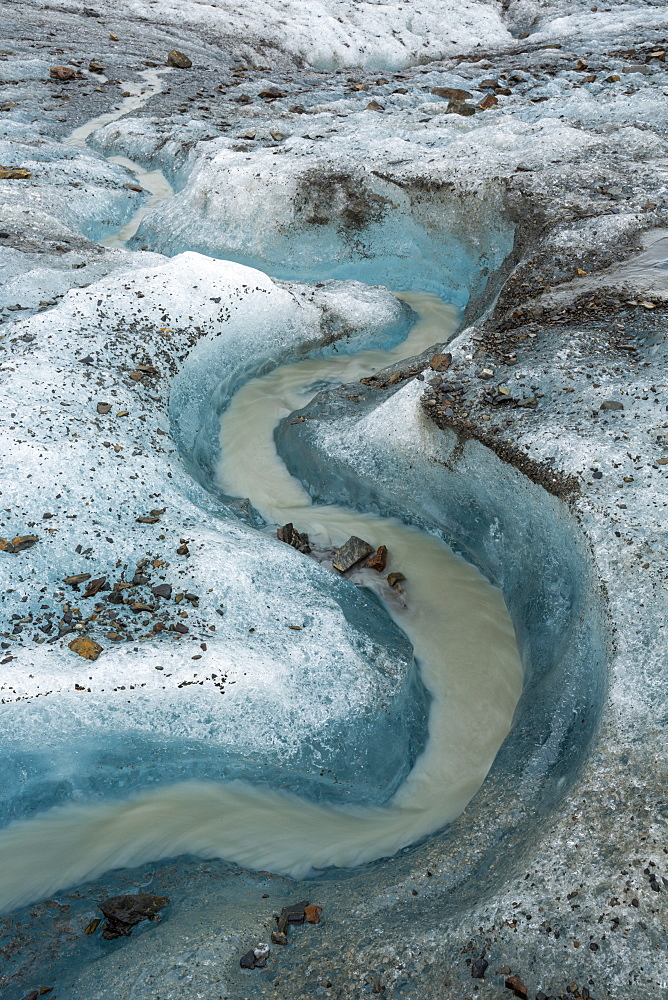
478;93;498;109
68;636;103;661
432;86;472;101
84;918;101;934
446;100;475;116
83;576;106;598
88;60;104;73
176;543;190;556
259;87;286;98
365;99;384;111
366;545;388;572
166;50;192;69
304;904;322;924
277;522;311;554
505;974;528;999
0;167;31;180
271;929;288;945
96;402;111;414
0;535;39;553
387;571;406;588
430;353;452;371
50;65;75;80
332;536;374;572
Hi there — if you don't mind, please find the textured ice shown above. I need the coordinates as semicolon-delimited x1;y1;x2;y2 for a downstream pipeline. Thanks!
0;253;426;820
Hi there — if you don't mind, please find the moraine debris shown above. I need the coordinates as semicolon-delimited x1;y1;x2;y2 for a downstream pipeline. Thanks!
0;535;38;553
166;49;192;68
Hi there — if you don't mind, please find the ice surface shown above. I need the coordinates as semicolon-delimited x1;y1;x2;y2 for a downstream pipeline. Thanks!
0;253;427;820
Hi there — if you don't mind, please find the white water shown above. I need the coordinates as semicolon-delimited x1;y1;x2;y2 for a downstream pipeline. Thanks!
0;292;523;913
65;68;173;249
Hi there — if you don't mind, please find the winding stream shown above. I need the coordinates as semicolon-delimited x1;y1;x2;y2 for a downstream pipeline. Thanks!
0;73;523;912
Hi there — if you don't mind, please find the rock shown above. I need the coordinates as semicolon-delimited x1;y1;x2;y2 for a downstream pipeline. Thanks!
173;623;189;634
176;543;190;556
387;572;406;588
96;402;111;414
166;50;192;69
68;636;103;661
98;894;169;939
259;87;285;98
271;929;288;945
152;583;172;599
471;956;488;978
446;100;475;116
365;100;384;111
270;130;286;141
478;367;495;379
430;353;452;371
277;522;311;554
605;74;621;82
0;535;38;553
240;949;256;969
478;94;498;109
136;515;160;524
84;918;101;934
88;60;104;73
366;545;387;572
332;536;374;572
304;904;322;924
575;58;588;70
50;65;75;80
432;86;472;101
0;167;31;180
82;576;107;598
600;400;624;410
505;973;528;999
276;900;310;934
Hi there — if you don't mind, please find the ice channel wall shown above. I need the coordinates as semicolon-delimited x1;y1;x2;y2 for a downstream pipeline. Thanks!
272;383;608;899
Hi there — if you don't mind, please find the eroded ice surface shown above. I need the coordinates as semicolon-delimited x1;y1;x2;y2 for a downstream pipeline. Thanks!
0;253;428;823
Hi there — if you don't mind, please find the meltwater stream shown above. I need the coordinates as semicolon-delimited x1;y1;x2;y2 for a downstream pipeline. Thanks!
0;80;523;914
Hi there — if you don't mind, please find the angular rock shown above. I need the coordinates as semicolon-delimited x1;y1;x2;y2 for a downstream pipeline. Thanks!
240;949;256;969
432;86;472;101
430;353;452;371
333;536;374;572
83;576;106;598
446;100;475;116
387;571;406;588
68;636;103;661
600;400;624;410
0;167;31;180
88;60;104;73
505;973;528;999
50;65;75;80
98;894;169;939
304;904;322;924
166;50;192;68
471;956;488;978
277;522;311;554
152;583;172;599
0;535;38;553
366;545;387;572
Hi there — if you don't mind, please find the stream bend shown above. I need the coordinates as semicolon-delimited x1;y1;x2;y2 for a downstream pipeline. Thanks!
0;74;524;912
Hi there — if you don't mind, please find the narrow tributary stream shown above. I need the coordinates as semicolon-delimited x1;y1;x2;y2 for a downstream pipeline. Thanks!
0;75;523;911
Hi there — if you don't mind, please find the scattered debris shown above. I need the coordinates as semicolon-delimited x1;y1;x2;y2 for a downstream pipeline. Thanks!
240;942;271;969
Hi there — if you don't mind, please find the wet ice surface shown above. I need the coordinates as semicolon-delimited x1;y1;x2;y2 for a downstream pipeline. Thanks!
0;0;668;997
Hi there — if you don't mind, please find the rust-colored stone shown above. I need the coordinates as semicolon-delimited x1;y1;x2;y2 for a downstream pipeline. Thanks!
430;352;452;372
304;904;322;924
50;65;75;80
68;636;103;661
366;545;388;572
